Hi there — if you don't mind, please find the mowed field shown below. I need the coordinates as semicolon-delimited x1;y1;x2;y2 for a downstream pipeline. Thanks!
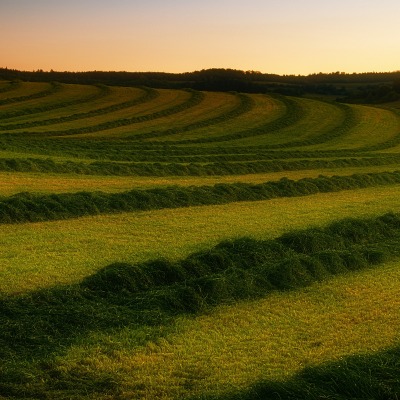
1;80;400;399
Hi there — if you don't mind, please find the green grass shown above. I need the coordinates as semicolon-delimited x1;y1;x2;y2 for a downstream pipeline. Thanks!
2;184;400;294
2;170;400;224
0;85;147;128
0;164;399;195
1;213;400;399
2;81;400;399
309;104;400;151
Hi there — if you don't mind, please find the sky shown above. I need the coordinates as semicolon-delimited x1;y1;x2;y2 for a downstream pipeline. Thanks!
1;0;399;75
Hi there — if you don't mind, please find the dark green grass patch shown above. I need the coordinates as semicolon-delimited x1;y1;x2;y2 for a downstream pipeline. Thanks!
0;213;399;398
0;153;398;177
1;170;400;224
193;346;400;400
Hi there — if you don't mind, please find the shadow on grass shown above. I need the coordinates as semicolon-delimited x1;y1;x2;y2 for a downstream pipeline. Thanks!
1;212;400;398
192;346;400;400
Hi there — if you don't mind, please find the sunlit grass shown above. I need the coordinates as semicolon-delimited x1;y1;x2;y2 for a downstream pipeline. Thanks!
226;97;343;147
52;259;400;399
2;184;400;294
153;94;284;142
1;164;399;195
310;104;400;150
0;83;100;120
10;89;188;135
0;81;50;101
112;91;241;139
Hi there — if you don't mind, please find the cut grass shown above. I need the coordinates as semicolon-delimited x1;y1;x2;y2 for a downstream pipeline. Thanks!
2;81;400;399
0;81;52;102
112;260;399;399
0;86;147;128
0;164;399;195
6;89;192;135
309;104;400;150
223;97;343;147
1;214;400;399
2;184;400;294
2;170;400;224
0;83;106;122
145;93;280;143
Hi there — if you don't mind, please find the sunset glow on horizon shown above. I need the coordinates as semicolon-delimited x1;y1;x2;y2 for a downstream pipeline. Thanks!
2;0;400;75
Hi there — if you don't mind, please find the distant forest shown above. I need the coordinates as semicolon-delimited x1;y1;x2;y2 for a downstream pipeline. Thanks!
1;67;400;103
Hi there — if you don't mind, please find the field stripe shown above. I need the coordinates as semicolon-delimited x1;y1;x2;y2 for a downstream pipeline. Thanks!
0;80;21;94
7;89;205;137
1;213;400;398
0;84;111;120
0;82;61;106
0;154;399;176
128;93;255;140
1;170;400;224
0;87;158;131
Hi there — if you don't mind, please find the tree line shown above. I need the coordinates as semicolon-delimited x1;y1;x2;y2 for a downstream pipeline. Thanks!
1;67;400;102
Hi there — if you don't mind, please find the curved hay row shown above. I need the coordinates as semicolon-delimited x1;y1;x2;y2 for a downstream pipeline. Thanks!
257;102;359;150
309;105;400;151
0;81;50;101
144;94;287;143
128;92;256;141
158;94;301;145
0;82;62;107
0;87;158;131
0;154;398;177
223;97;348;148
0;84;110;120
83;91;246;139
0;80;21;94
3;89;204;137
1;170;400;223
318;105;400;151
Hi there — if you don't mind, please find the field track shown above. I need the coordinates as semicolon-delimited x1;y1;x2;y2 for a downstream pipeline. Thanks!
1;80;400;399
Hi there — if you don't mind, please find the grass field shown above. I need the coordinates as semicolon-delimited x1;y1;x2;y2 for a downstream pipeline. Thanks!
1;80;400;399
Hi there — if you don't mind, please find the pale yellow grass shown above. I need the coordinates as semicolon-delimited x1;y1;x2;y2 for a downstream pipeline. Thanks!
2;185;400;294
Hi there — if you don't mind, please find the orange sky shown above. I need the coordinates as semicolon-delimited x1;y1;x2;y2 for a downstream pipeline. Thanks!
2;0;400;75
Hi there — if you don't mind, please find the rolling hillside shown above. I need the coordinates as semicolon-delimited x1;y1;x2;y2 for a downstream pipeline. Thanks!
1;80;400;399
